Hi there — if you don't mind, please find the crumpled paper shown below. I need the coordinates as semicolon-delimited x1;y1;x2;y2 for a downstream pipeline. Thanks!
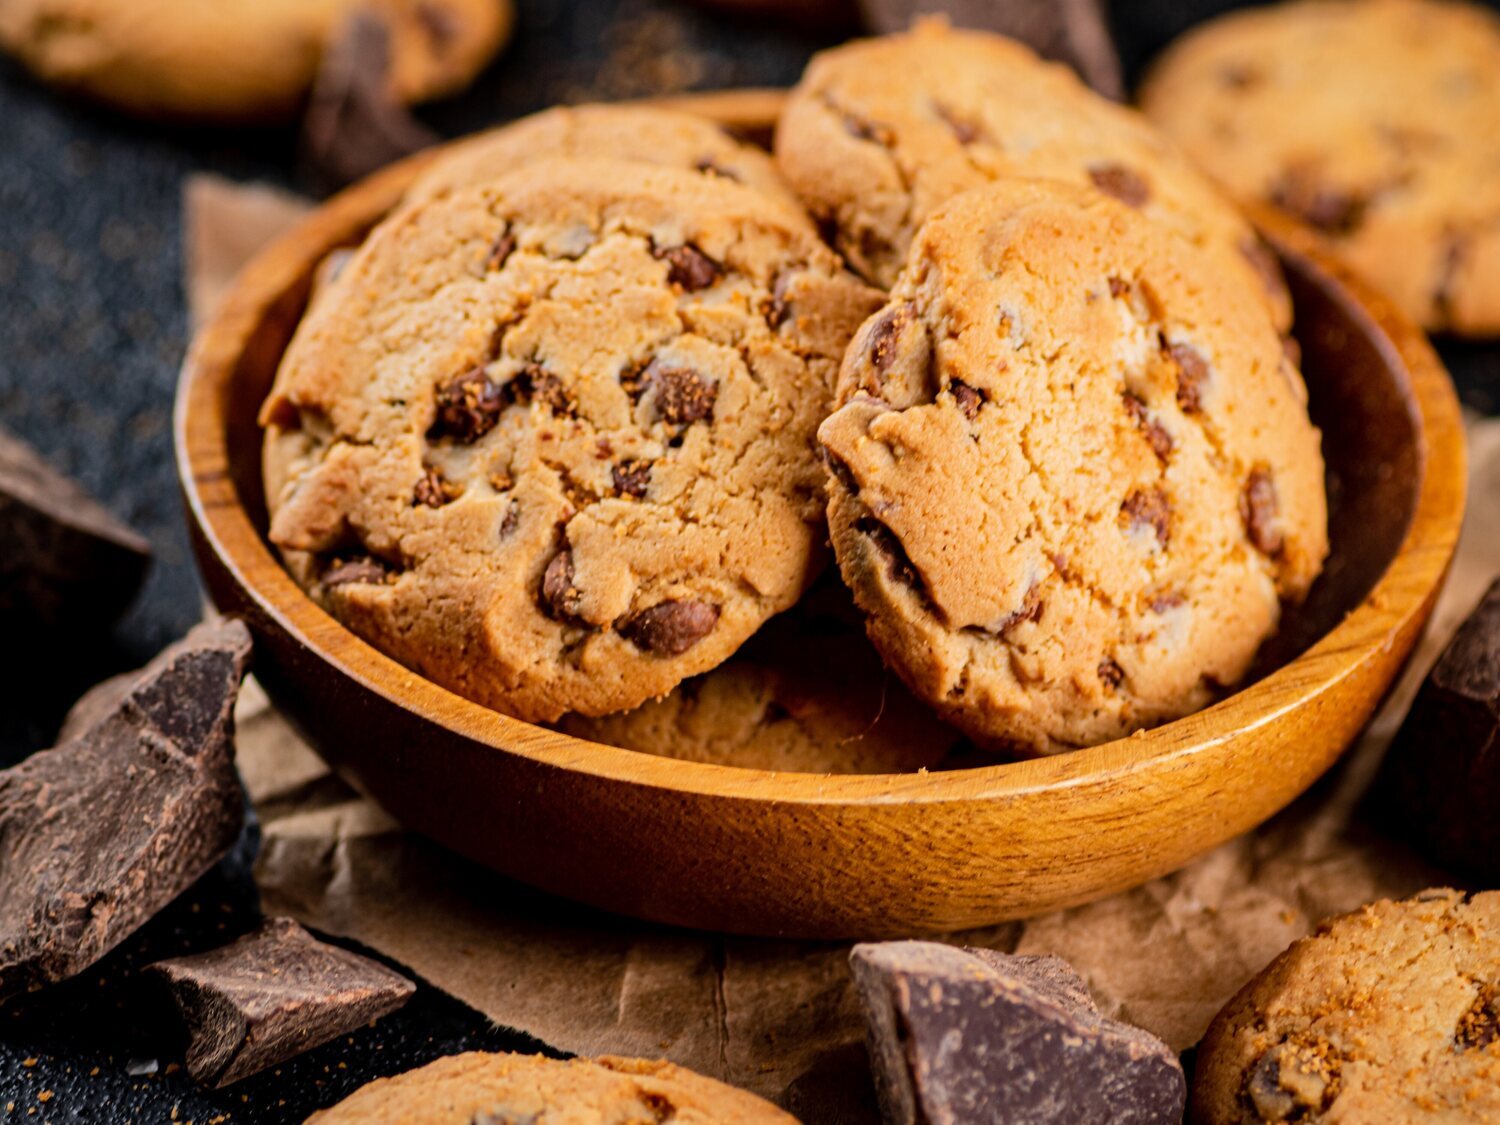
191;173;1499;1118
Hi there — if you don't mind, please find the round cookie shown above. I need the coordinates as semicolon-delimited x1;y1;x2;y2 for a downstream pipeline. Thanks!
408;103;803;214
1140;0;1500;336
817;178;1328;755
774;20;1291;330
1193;889;1500;1124
0;0;511;121
308;1051;797;1123
262;157;882;723
561;579;969;774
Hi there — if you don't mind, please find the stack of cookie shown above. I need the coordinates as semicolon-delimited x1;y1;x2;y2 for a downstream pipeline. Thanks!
260;21;1329;768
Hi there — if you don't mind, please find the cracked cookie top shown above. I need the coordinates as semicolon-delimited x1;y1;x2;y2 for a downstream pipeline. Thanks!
817;178;1327;755
1192;889;1500;1124
261;157;881;722
1141;0;1500;335
774;20;1291;331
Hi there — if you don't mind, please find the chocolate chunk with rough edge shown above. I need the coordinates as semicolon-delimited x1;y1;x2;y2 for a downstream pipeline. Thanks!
1169;342;1210;413
147;917;414;1087
0;425;151;632
0;620;251;1002
540;549;585;623
860;0;1122;98
611;459;652;499
643;361;717;426
323;556;393;589
855;515;922;590
867;304;911;372
1457;986;1500;1049
653;243;722;291
1121;487;1171;547
432;367;508;443
619;600;720;655
1098;658;1124;688
1376;578;1500;880
851;942;1184;1125
950;380;984;421
1122;393;1172;461
299;9;439;191
1241;468;1284;556
1270;172;1367;236
485;228;517;272
414;466;457;508
1089;163;1150;207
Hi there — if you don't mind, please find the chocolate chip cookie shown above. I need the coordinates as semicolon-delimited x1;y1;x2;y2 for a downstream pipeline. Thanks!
1141;0;1500;335
1193;889;1500;1123
308;1051;797;1123
818;178;1327;754
408;103;802;214
0;0;511;121
774;20;1291;330
262;158;881;722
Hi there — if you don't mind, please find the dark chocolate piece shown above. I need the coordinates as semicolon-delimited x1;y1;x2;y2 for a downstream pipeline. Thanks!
0;620;251;1002
850;941;1185;1125
300;10;439;191
859;0;1123;99
1377;577;1500;880
147;917;414;1087
0;424;150;632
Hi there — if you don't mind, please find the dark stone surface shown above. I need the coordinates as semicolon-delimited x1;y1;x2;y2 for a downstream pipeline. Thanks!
0;1;1496;1120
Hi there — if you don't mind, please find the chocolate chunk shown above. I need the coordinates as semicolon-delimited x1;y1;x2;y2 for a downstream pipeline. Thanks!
643;361;717;426
1098;657;1124;688
498;499;520;539
1168;342;1210;413
0;621;251;1001
299;9;439;191
850;942;1185;1125
432;367;508;443
1149;590;1186;614
147;917;414;1087
767;271;795;328
485;229;517;272
654;243;722;291
619;600;720;655
540;549;584;623
414;466;457;508
950;380;985;421
611;459;652;499
1122;393;1172;461
1376;577;1500;881
516;364;574;417
1121;487;1171;547
1271;173;1367;236
323;556;393;588
0;425;151;633
1457;986;1499;1050
1108;276;1130;298
1089;163;1150;207
856;515;922;590
868;304;911;372
860;0;1122;99
1245;1043;1337;1120
995;591;1043;636
1241;468;1284;556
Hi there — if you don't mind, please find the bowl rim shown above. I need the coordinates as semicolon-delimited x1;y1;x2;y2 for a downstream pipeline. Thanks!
176;88;1468;810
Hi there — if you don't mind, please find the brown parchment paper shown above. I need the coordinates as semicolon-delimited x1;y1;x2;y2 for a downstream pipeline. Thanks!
189;173;1500;1120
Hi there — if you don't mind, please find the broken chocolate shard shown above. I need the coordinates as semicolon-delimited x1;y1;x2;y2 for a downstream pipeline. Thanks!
850;941;1185;1125
300;9;440;192
0;620;252;1002
147;916;414;1087
1375;577;1500;881
860;0;1123;99
0;425;151;633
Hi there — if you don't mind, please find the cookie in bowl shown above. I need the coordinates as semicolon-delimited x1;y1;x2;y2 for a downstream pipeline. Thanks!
1141;0;1500;335
261;158;882;722
818;178;1328;755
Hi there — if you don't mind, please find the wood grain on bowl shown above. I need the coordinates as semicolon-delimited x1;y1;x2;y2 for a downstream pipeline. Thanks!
175;91;1466;939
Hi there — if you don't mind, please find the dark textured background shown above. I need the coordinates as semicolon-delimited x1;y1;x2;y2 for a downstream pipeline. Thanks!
1;1;1496;1120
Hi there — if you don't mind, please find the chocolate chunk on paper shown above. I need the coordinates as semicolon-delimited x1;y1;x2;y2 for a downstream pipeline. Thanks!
0;620;251;1001
148;917;414;1086
301;9;439;191
850;942;1185;1125
860;0;1123;99
0;424;150;633
1376;576;1500;880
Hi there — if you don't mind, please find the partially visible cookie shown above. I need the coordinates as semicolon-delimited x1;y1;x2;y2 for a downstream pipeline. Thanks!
408;103;803;214
561;579;968;774
1192;889;1500;1124
774;20;1290;330
1141;0;1500;335
262;158;882;722
818;178;1327;754
0;0;511;121
307;1051;797;1123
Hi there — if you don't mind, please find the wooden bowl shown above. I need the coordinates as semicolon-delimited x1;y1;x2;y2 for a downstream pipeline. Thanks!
177;90;1467;939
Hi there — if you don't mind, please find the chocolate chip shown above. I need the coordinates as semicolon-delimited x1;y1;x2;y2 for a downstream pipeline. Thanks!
1121;487;1171;547
1245;1054;1298;1121
1244;1045;1335;1120
950;380;985;421
619;600;720;655
1122;392;1173;461
432;367;507;442
843;112;894;146
1108;276;1129;298
654;243;722;291
1088;163;1150;208
856;516;922;589
1241;468;1284;556
1149;590;1185;613
997;593;1043;636
1457;986;1499;1049
1271;173;1367;235
485;228;516;271
767;271;794;329
516;364;574;417
611;459;651;498
413;466;457;508
540;549;584;623
867;303;913;372
642;360;717;426
1098;658;1124;688
823;448;860;495
489;467;514;492
1168;342;1210;413
498;499;520;539
323;557;392;587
